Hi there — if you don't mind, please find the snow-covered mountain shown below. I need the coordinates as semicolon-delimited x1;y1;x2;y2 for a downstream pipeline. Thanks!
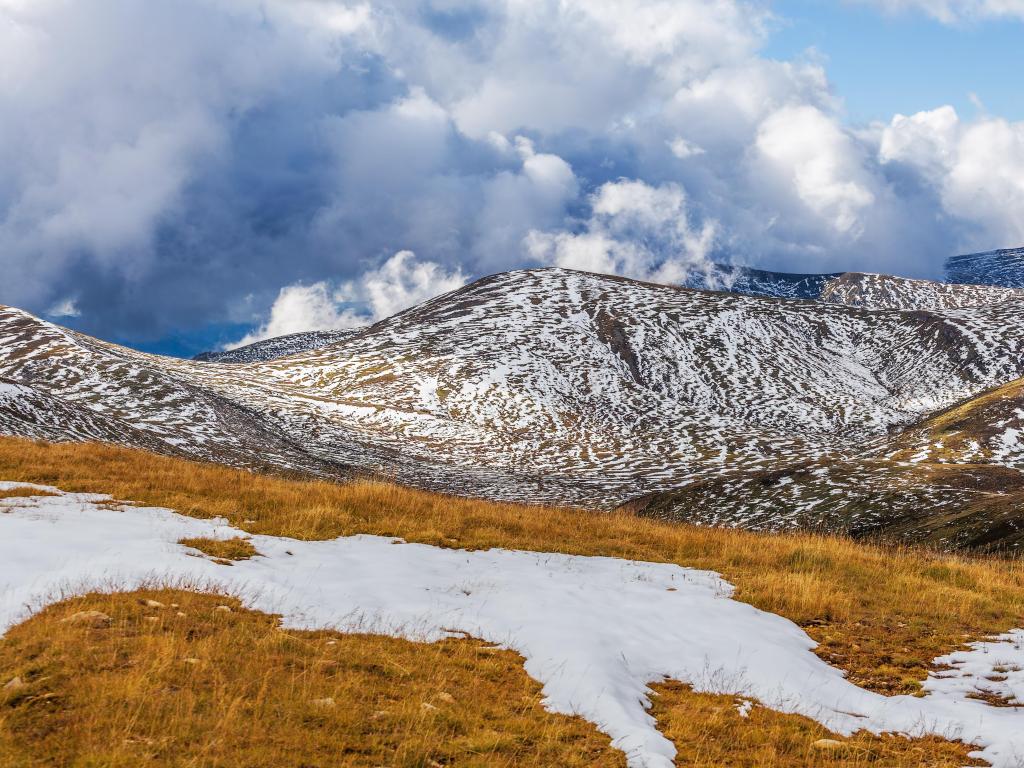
193;330;358;363
2;268;1024;530
946;247;1024;289
682;263;1024;310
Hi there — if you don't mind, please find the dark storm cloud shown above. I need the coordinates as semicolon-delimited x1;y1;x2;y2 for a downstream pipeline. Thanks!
1;0;1022;346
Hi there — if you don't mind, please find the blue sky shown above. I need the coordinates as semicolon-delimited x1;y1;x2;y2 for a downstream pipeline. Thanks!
767;1;1024;124
1;0;1023;357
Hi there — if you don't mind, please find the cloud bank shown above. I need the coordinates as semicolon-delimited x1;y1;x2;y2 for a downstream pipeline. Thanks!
0;0;1022;347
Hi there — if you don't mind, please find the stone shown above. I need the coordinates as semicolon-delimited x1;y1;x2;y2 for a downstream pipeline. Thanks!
62;610;111;628
143;599;165;609
811;738;847;752
311;697;336;709
3;676;26;692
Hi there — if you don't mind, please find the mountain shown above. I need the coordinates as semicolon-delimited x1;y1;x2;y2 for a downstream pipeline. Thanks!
2;267;1024;547
946;246;1024;289
193;330;358;363
682;263;1024;310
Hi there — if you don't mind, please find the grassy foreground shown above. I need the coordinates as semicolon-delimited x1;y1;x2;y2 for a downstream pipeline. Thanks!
0;436;1022;765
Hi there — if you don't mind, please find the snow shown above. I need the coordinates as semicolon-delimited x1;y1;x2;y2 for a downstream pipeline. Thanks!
3;483;1024;767
4;267;1024;510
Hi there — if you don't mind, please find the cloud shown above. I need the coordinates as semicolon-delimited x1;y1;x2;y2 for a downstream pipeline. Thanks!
755;105;876;237
526;180;718;284
880;107;1024;247
0;0;1022;349
852;0;1024;22
228;251;465;348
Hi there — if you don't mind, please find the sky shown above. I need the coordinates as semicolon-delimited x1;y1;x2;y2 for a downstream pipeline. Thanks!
0;0;1022;356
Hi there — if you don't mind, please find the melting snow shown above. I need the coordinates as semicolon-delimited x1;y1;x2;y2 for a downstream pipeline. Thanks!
1;483;1024;768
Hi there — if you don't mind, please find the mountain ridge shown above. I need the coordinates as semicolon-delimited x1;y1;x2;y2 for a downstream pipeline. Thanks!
2;266;1024;548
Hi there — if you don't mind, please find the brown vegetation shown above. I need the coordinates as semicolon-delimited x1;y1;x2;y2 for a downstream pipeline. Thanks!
0;590;622;767
0;437;1023;695
0;437;1018;765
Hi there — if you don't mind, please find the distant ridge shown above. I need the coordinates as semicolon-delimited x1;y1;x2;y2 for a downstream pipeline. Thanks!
194;329;358;363
945;246;1024;289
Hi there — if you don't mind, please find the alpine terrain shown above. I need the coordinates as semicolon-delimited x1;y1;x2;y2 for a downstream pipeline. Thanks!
2;254;1024;549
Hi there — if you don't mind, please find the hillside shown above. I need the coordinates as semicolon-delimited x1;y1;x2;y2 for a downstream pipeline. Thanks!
632;376;1024;551
193;329;358;363
2;268;1024;544
946;247;1024;289
683;263;1024;310
1;439;1023;768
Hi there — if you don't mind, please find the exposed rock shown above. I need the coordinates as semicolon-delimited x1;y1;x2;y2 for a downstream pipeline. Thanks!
61;610;111;628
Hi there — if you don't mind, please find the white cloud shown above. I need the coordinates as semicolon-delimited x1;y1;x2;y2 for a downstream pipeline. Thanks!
526;179;717;284
853;0;1024;22
228;251;466;348
46;298;80;318
881;107;1024;248
756;105;877;237
1;0;1023;343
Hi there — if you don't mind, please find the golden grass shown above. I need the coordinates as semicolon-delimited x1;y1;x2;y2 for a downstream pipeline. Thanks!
1;437;1023;696
0;487;59;500
650;681;984;767
179;536;259;563
6;436;1024;696
0;590;623;768
0;437;1018;765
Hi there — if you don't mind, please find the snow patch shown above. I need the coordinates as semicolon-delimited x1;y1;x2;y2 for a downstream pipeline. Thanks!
2;484;1024;766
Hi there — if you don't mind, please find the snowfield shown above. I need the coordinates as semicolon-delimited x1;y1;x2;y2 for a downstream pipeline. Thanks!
2;483;1023;768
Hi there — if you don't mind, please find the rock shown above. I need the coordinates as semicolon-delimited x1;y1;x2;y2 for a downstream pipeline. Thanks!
811;738;847;752
215;605;232;613
144;616;158;623
420;702;438;712
176;612;187;618
3;676;26;692
310;697;336;709
183;658;201;665
143;599;165;609
435;691;455;704
62;610;111;628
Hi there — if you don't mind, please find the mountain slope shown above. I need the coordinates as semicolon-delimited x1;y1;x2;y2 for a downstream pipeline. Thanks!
194;330;358;363
946;247;1024;289
683;264;1024;310
3;268;1024;518
629;376;1024;552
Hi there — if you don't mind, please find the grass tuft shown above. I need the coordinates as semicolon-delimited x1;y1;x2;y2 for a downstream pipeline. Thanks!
179;536;259;563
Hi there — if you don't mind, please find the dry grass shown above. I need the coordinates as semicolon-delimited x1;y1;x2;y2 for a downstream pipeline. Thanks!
1;437;1023;695
0;590;623;768
650;681;984;767
0;437;1020;765
179;536;259;563
0;486;59;500
2;437;1023;694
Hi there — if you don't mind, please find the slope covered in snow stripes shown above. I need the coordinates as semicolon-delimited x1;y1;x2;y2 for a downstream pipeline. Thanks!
1;267;1023;545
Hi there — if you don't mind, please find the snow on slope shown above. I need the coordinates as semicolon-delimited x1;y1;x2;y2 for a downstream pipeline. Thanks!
2;268;1024;508
947;247;1024;289
818;272;1024;310
683;264;1024;310
193;330;358;363
2;483;1024;768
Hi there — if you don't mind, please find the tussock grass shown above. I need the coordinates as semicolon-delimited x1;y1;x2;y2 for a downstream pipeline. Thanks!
0;487;59;500
650;681;984;767
0;590;622;767
1;437;1023;695
0;437;1019;765
179;536;259;563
